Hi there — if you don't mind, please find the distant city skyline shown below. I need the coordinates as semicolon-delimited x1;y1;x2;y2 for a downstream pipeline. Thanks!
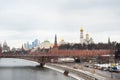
0;0;120;48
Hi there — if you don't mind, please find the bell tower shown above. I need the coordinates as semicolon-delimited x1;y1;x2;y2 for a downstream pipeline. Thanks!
80;27;84;45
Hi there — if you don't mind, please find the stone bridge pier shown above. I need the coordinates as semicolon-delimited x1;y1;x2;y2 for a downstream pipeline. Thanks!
37;56;55;67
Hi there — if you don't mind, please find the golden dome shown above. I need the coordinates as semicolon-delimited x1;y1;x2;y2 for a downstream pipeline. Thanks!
86;33;89;36
61;38;64;42
80;27;83;32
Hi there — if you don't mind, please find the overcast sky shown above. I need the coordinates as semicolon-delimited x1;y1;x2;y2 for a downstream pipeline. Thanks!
0;0;120;48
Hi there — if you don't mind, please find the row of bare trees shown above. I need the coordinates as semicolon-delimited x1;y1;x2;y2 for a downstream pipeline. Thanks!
59;42;117;50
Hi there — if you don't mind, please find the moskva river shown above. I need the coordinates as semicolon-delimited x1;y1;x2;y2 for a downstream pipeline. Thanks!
0;58;76;80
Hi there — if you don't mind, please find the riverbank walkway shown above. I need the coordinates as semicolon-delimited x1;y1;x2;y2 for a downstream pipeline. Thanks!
46;63;119;80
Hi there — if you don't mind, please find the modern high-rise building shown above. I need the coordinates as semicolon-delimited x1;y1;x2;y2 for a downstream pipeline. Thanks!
32;39;39;48
24;39;39;50
26;42;30;49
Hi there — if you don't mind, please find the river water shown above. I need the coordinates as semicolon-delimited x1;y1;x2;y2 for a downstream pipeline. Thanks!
0;58;77;80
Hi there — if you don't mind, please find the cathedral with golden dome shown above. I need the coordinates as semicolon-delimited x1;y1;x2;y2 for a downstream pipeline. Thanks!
59;38;66;45
80;27;94;45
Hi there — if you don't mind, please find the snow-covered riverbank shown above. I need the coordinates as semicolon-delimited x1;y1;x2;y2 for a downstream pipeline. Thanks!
45;64;84;80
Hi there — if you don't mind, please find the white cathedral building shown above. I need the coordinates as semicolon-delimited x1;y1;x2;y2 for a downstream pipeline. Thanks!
2;41;10;53
80;28;94;45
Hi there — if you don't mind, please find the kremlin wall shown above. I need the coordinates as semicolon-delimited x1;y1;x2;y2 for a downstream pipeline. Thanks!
0;28;120;63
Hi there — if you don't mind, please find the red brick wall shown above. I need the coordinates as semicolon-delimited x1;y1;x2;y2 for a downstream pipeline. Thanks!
50;49;114;57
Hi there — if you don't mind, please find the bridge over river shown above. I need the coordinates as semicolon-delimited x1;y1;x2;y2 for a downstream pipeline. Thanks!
0;49;115;66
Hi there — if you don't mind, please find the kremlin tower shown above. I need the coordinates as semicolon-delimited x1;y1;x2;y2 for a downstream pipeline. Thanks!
52;34;58;54
53;34;58;48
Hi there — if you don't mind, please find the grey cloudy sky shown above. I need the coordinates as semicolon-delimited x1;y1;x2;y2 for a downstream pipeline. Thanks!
0;0;120;48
